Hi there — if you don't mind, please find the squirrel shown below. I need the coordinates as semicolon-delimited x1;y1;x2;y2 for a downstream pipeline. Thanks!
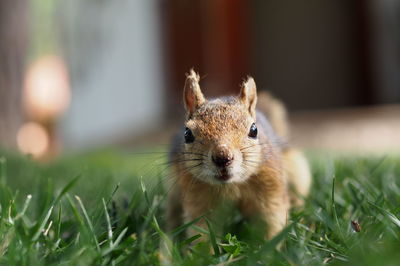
166;69;311;242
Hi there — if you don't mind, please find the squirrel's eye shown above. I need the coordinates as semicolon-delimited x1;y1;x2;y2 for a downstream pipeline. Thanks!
248;123;258;138
184;127;195;143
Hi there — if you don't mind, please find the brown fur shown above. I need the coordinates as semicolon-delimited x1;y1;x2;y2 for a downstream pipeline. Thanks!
166;70;311;243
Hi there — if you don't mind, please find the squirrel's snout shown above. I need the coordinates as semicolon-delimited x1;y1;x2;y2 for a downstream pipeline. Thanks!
212;155;233;168
212;147;234;168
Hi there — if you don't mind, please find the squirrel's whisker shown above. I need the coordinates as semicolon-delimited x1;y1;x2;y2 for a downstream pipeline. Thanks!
163;158;203;166
243;159;260;164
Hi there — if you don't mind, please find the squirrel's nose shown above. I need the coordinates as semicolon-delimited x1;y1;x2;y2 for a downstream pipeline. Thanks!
212;149;234;168
212;155;233;168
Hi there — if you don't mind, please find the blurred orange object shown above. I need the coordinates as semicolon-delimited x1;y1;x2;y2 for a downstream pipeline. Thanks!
23;55;70;122
18;55;71;159
17;122;49;158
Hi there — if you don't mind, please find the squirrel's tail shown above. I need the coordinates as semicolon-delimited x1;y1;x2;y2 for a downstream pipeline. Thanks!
258;91;312;207
257;91;289;141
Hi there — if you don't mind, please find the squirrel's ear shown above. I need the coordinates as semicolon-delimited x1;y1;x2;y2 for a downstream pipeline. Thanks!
183;69;205;116
239;76;257;118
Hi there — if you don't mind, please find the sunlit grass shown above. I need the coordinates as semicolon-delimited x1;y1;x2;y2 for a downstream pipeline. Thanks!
0;150;399;265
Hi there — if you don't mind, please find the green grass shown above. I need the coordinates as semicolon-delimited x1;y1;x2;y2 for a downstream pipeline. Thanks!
0;150;399;265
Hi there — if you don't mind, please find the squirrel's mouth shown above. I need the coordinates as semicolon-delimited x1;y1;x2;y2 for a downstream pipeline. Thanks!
215;168;231;182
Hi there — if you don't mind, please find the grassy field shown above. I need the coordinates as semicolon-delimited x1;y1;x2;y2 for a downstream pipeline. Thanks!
0;149;399;265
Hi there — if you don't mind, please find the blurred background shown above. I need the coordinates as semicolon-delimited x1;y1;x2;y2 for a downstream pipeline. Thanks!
1;0;400;159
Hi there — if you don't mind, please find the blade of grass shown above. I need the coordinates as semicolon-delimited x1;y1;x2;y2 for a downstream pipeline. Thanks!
56;204;62;240
331;176;346;245
30;174;80;243
111;227;128;248
152;215;172;255
93;183;120;231
324;234;346;254
53;175;81;205
75;195;100;253
171;215;205;237
140;196;160;233
205;218;220;256
14;194;32;220
101;227;128;256
102;198;113;247
118;190;141;228
368;201;400;228
260;222;294;253
0;157;6;185
105;183;120;207
140;176;150;206
31;205;53;241
66;194;84;226
179;234;202;248
306;241;348;259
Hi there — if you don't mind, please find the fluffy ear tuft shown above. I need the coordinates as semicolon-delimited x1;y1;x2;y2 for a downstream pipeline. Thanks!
239;76;257;118
183;69;205;116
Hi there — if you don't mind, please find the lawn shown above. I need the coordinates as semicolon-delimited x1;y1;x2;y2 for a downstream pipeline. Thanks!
0;149;399;265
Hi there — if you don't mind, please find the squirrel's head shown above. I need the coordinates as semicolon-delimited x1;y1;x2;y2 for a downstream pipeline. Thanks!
181;69;265;184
